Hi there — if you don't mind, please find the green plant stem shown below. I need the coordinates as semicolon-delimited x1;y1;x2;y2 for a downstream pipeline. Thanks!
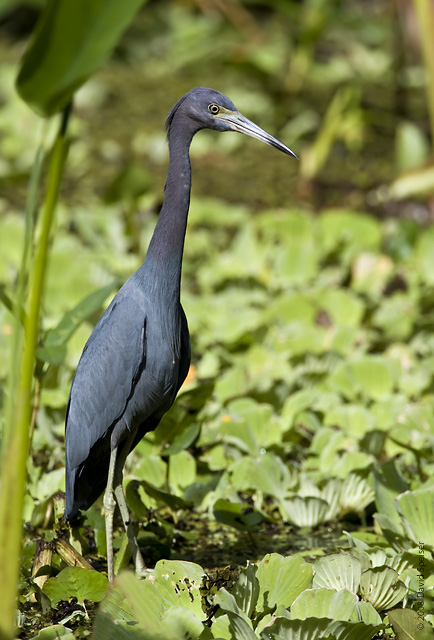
0;110;70;640
3;145;44;447
414;0;434;153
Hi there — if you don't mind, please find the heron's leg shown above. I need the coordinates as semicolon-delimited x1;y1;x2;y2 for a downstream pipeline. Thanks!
103;446;118;582
113;430;147;577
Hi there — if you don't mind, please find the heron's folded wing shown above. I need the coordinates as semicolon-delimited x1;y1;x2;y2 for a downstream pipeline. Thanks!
65;292;146;471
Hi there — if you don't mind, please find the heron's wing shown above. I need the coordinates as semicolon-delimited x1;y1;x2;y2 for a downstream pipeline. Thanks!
65;292;146;472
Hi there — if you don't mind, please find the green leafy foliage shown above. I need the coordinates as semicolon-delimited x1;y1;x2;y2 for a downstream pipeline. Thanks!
8;201;434;637
43;567;109;608
94;562;205;639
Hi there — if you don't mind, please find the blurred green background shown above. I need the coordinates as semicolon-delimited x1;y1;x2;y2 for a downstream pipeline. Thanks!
1;0;432;213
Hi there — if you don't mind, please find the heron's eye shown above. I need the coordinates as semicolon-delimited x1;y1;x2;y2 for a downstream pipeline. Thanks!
208;104;220;115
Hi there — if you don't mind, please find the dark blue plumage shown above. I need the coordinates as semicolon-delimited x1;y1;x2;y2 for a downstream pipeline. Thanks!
64;87;296;578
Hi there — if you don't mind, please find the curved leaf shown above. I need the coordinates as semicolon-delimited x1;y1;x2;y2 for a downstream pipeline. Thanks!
313;554;361;593
17;0;147;116
256;554;313;613
360;567;406;610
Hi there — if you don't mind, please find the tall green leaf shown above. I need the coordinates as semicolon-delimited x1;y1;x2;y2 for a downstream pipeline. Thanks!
17;0;147;116
0;116;69;640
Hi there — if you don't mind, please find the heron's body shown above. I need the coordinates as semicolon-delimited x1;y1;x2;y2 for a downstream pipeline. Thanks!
65;98;193;519
64;280;190;517
64;87;296;579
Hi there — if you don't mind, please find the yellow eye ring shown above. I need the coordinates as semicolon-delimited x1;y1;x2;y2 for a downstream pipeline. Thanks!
208;104;220;115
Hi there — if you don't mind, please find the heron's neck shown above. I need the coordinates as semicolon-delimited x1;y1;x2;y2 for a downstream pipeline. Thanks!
142;125;194;300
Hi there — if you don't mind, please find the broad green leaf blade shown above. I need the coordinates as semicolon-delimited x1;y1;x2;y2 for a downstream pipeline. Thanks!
396;487;434;548
270;212;319;286
290;588;358;621
17;0;147;116
256;554;313;613
42;566;109;607
313;554;361;593
360;567;406;610
388;608;433;640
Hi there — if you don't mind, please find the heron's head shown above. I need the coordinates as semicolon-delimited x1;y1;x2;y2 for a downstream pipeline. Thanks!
165;87;297;158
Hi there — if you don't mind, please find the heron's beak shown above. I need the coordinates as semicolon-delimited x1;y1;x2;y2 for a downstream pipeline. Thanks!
216;109;297;159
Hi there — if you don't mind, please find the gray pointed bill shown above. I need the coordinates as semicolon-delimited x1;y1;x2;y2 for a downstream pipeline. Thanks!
217;110;298;159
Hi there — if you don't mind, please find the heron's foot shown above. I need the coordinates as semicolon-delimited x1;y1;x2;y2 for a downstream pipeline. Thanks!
103;490;116;516
103;488;116;582
133;548;149;578
136;565;153;579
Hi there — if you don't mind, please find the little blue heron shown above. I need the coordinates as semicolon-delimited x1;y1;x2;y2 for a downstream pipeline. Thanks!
64;87;296;580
